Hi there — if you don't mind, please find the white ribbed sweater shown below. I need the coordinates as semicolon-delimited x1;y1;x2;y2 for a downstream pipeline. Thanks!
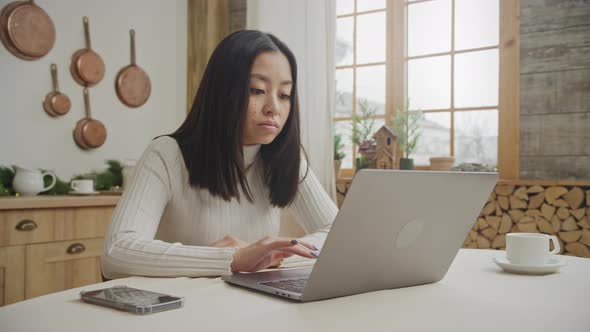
102;136;338;279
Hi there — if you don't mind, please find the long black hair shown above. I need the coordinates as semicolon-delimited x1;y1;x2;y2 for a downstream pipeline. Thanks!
168;30;305;208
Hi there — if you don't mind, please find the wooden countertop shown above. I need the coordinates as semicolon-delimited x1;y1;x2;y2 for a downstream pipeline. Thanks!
0;195;121;210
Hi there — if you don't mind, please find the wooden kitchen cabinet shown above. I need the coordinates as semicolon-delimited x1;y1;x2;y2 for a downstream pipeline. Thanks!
0;196;119;306
0;246;25;306
26;238;104;299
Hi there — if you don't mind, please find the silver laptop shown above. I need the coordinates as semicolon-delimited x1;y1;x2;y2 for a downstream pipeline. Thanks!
222;169;498;302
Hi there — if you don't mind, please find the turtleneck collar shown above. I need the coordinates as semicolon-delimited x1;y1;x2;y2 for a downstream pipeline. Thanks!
243;144;261;168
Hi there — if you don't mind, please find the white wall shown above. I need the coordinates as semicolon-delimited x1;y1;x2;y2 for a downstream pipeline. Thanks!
0;0;187;179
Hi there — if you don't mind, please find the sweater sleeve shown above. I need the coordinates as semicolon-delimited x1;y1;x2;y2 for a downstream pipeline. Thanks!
101;137;236;279
282;159;338;267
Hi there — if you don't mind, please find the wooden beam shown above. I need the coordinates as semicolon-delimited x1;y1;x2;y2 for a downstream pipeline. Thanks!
389;0;405;168
187;0;229;113
498;0;520;180
390;0;405;123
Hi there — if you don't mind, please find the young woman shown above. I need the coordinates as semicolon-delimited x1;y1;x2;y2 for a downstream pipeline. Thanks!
101;30;338;279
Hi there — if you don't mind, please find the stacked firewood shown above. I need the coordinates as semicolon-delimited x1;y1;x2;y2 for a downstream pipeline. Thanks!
463;184;590;258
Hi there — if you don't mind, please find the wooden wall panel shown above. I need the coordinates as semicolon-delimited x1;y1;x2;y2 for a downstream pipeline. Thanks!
555;156;590;179
519;0;590;181
519;114;542;156
520;0;590;33
537;113;590;156
520;25;590;74
521;155;590;180
519;156;553;180
522;113;590;157
521;69;590;115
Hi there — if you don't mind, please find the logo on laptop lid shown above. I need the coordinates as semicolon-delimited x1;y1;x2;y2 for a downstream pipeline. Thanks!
395;219;425;249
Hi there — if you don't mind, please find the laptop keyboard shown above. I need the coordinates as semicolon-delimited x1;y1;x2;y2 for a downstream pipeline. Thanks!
260;278;308;293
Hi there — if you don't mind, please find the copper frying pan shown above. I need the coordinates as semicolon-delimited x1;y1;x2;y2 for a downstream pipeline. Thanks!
70;17;105;87
43;64;70;117
73;89;106;149
73;91;91;150
115;29;151;108
0;0;54;60
0;1;33;60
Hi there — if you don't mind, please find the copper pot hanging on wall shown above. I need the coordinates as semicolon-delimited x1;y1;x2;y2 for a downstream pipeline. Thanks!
70;16;105;87
0;0;55;60
115;29;151;108
43;64;71;117
73;88;106;150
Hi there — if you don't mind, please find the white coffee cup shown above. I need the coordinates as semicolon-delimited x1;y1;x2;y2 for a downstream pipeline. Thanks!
506;233;560;266
71;179;94;193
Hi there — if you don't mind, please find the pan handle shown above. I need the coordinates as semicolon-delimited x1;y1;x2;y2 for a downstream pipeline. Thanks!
130;29;136;65
83;16;91;49
83;88;92;119
50;64;59;92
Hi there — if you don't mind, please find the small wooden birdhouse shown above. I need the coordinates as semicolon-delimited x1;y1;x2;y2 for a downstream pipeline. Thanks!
373;125;398;169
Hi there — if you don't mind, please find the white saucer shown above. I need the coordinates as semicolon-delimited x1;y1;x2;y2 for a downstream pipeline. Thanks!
492;256;566;275
68;191;100;196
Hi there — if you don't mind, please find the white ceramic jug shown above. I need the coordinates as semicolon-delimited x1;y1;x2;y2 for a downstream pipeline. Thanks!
12;166;56;196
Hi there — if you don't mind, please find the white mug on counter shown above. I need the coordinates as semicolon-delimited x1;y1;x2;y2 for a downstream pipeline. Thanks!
506;233;560;266
70;179;94;193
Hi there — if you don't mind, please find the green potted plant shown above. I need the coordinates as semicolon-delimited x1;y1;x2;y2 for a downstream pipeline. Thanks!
391;105;422;170
0;166;15;196
351;98;377;170
333;134;346;178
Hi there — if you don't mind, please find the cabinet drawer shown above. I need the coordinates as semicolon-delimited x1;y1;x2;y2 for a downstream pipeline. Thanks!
26;238;104;299
0;207;113;246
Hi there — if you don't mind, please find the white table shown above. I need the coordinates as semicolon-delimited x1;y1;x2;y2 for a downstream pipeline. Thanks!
1;249;588;332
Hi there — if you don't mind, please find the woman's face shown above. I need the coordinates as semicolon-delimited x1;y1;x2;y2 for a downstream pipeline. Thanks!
243;51;293;145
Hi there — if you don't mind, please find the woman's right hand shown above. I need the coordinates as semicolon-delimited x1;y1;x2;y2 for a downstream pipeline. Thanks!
230;236;319;272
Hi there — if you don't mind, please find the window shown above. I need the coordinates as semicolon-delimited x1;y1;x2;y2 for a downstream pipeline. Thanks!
335;0;387;172
408;0;499;166
334;0;518;178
